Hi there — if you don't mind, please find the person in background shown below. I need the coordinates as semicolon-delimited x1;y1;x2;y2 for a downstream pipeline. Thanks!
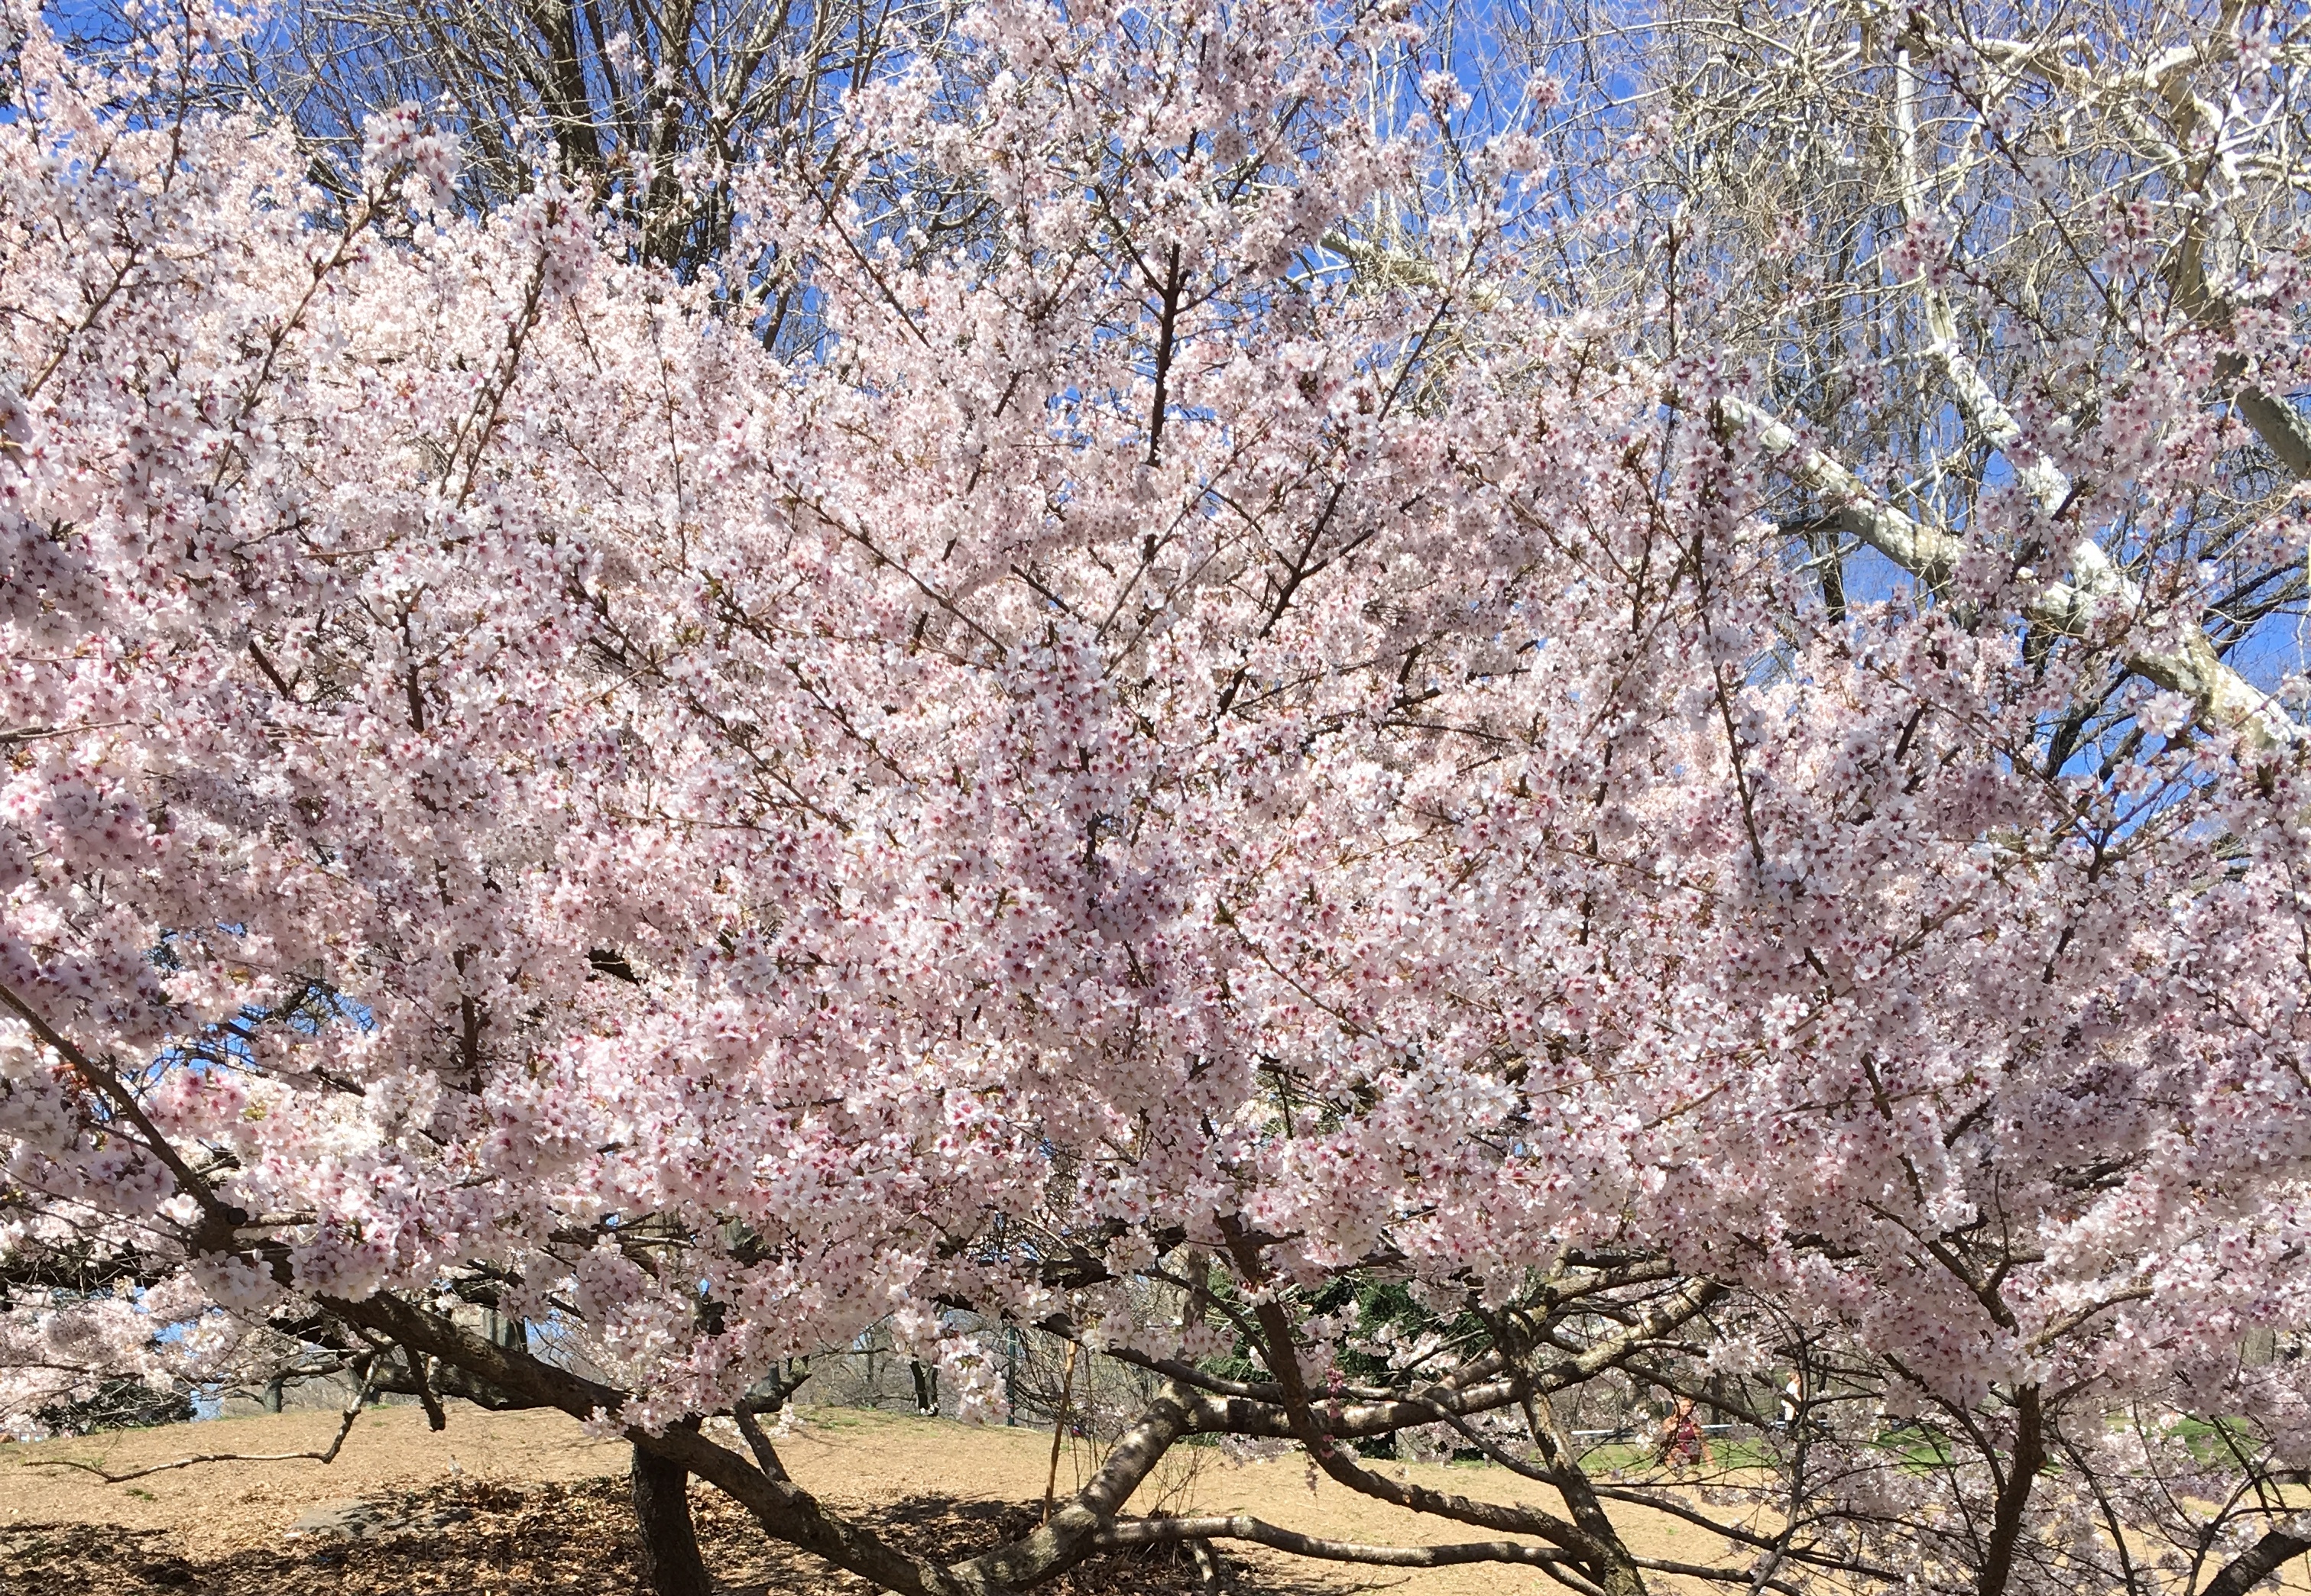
1658;1396;1708;1468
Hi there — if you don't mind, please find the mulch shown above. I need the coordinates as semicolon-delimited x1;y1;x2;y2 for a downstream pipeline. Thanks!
0;1475;1238;1595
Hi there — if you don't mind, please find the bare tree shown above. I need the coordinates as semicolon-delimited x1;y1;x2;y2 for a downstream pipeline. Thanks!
1492;0;2311;745
194;0;966;325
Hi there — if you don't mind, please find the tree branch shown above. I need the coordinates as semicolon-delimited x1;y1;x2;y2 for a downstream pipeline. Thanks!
1097;1513;1605;1591
2200;1524;2311;1596
30;1354;376;1484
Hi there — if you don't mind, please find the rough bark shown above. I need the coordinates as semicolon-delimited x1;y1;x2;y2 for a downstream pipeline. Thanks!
2201;1527;2311;1596
632;1442;715;1596
1976;1387;2045;1596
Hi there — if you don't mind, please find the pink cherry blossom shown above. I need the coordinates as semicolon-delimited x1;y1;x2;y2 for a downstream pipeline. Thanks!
3;4;2310;1594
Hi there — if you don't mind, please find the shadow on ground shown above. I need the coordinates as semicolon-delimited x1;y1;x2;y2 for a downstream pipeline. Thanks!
0;1478;1368;1595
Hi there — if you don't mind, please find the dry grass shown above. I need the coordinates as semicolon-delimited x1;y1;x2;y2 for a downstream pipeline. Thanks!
0;1403;1853;1594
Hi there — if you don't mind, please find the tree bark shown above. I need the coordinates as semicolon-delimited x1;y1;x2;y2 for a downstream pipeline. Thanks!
632;1443;715;1596
1976;1387;2044;1596
1188;1536;1224;1594
2202;1527;2311;1596
1521;1389;1648;1596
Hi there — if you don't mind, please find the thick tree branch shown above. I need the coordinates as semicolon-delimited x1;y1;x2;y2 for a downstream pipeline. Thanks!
1715;395;2290;744
2200;1524;2311;1596
1097;1513;1606;1589
1976;1385;2046;1596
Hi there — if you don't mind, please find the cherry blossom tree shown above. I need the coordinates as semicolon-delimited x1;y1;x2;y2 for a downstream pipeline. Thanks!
3;2;2310;1594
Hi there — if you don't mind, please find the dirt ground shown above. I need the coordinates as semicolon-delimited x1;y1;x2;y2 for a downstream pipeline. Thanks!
0;1402;1764;1594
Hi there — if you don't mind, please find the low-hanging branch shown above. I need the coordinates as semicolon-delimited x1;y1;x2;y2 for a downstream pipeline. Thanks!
28;1355;377;1486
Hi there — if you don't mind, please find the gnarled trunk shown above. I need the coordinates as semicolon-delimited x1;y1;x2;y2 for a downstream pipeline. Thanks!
632;1444;715;1596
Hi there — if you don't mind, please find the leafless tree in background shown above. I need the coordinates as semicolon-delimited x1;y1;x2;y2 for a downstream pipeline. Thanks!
126;0;965;351
1491;0;2311;751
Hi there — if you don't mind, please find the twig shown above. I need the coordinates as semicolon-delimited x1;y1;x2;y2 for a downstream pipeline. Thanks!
31;1355;377;1484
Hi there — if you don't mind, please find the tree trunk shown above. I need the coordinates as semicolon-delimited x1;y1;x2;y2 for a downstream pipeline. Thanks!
631;1444;714;1596
1976;1387;2045;1596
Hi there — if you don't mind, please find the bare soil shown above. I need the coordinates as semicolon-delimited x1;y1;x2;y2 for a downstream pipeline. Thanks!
0;1403;1762;1594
